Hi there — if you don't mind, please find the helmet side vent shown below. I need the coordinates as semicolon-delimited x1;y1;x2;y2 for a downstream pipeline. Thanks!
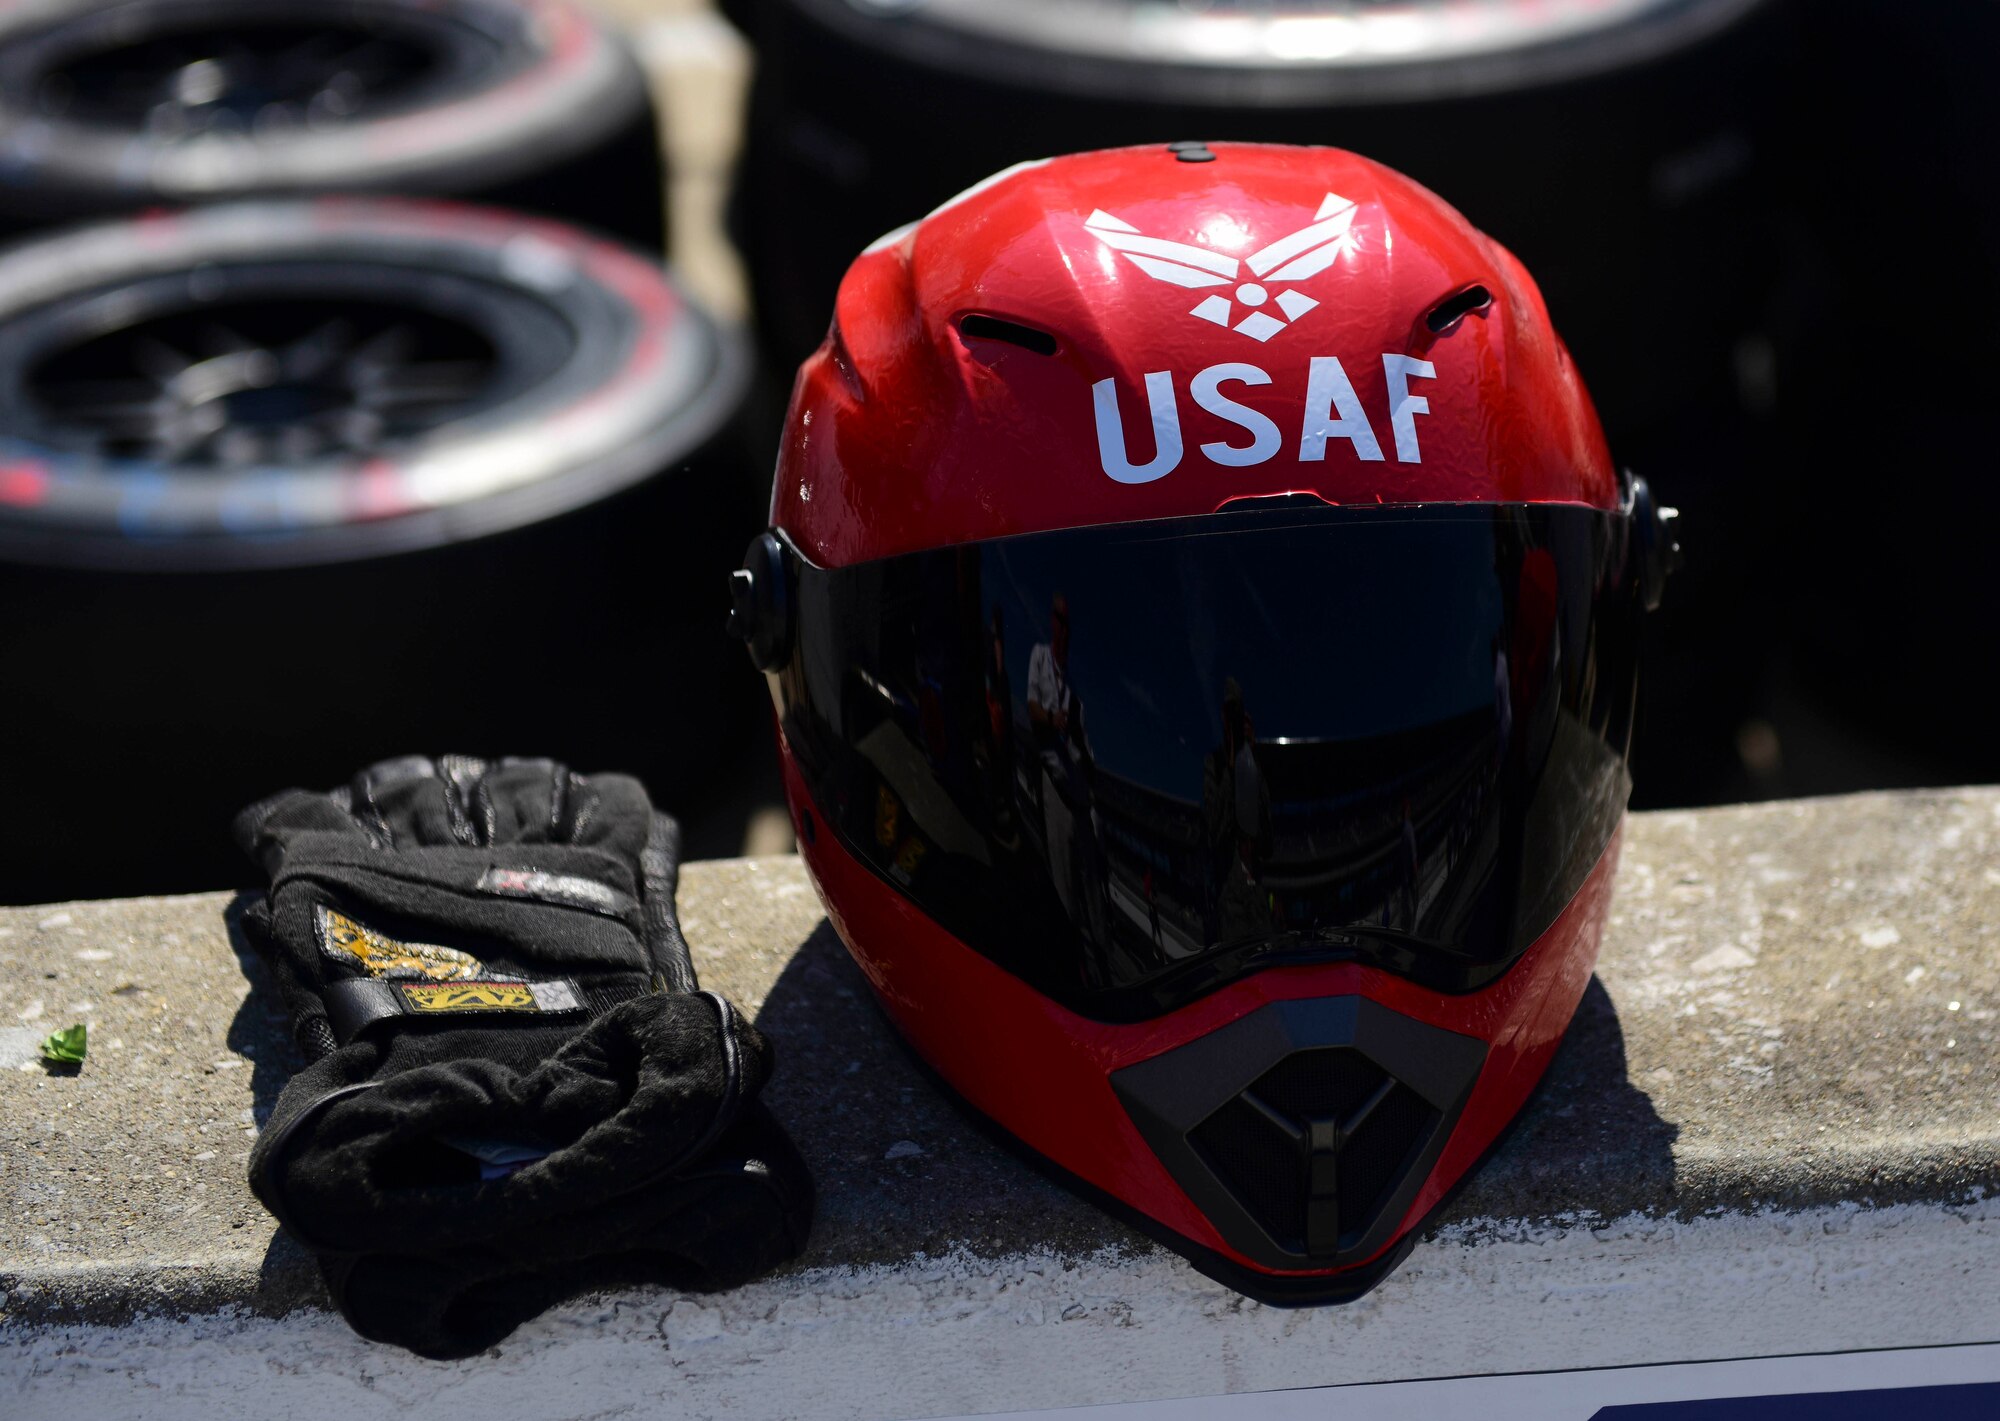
958;313;1058;356
1425;284;1494;334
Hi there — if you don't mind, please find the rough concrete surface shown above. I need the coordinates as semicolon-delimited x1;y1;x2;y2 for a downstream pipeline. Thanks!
7;1202;1997;1421
1;789;1996;1339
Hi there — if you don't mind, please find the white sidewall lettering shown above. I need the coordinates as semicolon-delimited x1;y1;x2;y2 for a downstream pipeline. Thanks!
1190;363;1281;468
1383;353;1437;464
1093;372;1185;484
1298;356;1384;463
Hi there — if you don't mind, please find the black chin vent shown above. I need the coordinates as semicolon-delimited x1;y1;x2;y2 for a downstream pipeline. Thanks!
958;313;1058;356
1191;1049;1439;1258
1111;996;1487;1274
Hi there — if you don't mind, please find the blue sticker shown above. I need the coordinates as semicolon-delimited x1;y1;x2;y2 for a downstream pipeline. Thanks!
1593;1380;2000;1419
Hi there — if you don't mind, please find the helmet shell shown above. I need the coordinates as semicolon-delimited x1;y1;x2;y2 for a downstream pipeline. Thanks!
773;142;1616;568
759;142;1644;1301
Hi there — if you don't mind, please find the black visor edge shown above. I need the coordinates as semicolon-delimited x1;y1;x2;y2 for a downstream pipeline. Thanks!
763;502;1642;1024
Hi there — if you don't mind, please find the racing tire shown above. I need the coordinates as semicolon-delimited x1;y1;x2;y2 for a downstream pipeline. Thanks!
729;0;1792;443
0;0;666;251
1766;1;2000;782
730;0;1797;809
0;199;759;904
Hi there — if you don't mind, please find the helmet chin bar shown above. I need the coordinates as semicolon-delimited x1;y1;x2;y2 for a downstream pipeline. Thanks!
1113;995;1486;1274
778;734;1630;1306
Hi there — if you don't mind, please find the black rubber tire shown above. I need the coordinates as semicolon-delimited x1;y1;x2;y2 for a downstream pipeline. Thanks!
0;199;761;904
729;0;1793;443
730;0;1797;810
0;0;666;251
1765;2;2000;782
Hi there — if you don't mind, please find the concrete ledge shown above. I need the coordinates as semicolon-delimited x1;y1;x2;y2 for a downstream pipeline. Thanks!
3;790;1998;1416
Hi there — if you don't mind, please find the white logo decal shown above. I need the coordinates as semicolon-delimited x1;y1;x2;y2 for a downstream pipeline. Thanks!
1092;355;1436;483
1084;193;1358;342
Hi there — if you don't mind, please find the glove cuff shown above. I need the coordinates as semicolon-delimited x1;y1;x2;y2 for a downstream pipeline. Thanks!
251;991;766;1256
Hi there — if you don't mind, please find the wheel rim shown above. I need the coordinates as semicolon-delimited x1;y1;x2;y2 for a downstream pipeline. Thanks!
5;3;515;134
0;202;742;570
0;2;643;204
27;291;518;469
10;263;572;472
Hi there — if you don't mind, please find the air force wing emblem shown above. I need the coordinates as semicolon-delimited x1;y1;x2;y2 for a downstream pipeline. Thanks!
1084;193;1358;342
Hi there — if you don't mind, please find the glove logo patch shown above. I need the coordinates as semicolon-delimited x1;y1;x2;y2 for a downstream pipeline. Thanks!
397;980;583;1015
315;905;486;982
475;866;632;917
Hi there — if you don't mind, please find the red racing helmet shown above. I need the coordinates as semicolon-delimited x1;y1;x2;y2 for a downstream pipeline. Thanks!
731;142;1678;1301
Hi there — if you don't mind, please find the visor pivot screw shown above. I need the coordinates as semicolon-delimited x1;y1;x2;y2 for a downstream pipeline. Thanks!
728;532;794;672
1628;472;1681;612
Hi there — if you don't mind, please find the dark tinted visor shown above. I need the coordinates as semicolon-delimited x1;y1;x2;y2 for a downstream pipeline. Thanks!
771;502;1640;1023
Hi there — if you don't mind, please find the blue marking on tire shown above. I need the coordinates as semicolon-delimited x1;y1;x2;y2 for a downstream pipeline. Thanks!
217;473;307;534
116;469;181;536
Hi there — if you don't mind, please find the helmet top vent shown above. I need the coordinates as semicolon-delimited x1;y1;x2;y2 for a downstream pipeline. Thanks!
958;313;1058;356
1425;283;1494;334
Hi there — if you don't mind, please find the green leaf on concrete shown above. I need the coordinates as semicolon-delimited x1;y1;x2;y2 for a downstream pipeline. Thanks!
40;1023;86;1066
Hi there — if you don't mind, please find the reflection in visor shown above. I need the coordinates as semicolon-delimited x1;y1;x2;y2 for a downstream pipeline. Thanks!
774;503;1640;1022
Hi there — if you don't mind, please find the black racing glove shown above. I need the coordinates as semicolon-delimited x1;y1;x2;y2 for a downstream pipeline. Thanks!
233;755;812;1359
